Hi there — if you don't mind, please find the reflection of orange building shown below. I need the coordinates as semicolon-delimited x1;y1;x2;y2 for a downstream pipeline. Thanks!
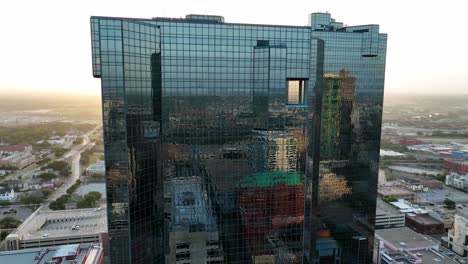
290;129;306;153
238;172;304;254
319;170;352;204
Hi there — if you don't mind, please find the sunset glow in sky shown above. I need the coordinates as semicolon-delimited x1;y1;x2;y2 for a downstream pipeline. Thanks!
0;0;467;95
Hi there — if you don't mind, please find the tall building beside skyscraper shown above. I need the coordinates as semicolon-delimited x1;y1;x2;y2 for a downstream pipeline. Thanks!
90;12;386;264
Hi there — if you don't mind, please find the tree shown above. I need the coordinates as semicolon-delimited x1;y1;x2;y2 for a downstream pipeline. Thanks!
434;174;447;182
76;195;97;209
87;191;102;201
43;161;70;177
49;200;66;210
76;191;102;209
67;180;81;195
38;172;57;181
20;195;44;209
0;200;11;206
80;150;94;167
384;196;398;203
54;148;67;158
1;231;9;241
73;137;84;145
0;216;21;229
36;158;51;166
42;190;52;199
49;194;70;211
444;198;456;210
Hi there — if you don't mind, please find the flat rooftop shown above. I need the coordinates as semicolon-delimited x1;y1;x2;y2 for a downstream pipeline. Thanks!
378;186;414;196
86;160;105;171
169;177;217;232
376;227;436;249
407;213;444;225
413;249;458;264
0;243;102;264
376;198;402;215
13;207;107;240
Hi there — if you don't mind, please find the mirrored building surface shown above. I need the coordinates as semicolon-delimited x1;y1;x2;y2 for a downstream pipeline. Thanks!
90;12;386;264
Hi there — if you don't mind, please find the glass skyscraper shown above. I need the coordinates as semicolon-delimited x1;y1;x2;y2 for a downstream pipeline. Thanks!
91;12;387;264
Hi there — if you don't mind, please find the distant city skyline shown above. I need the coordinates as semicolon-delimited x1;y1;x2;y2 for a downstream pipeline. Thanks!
0;0;467;95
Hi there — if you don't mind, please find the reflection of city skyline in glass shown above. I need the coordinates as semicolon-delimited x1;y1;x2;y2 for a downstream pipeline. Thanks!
91;12;386;264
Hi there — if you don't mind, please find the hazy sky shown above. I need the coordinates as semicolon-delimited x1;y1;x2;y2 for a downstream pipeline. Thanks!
1;0;467;95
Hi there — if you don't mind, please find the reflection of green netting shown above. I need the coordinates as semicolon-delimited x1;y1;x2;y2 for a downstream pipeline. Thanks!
239;171;301;187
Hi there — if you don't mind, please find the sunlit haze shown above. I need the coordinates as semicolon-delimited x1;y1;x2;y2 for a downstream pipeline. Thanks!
0;0;467;96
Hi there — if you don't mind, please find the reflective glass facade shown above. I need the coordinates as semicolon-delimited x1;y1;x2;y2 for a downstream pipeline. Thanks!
91;12;386;264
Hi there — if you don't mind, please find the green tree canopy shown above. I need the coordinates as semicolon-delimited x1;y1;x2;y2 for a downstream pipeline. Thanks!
38;172;57;181
0;216;21;229
444;198;456;209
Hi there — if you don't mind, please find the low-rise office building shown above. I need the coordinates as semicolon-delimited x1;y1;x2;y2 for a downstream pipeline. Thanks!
378;186;416;202
0;153;35;169
375;227;456;264
444;160;468;175
427;206;455;230
0;144;32;154
446;173;468;192
448;213;468;257
375;198;405;229
405;213;445;235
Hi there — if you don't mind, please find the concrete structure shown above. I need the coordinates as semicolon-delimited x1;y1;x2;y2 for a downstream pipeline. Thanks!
379;149;405;157
389;200;425;214
165;177;223;264
0;152;35;169
5;208;108;251
375;227;457;264
399;137;424;146
378;186;416;201
398;176;428;192
446;173;468;192
375;198;405;229
448;213;468;257
0;188;14;201
0;243;104;264
405;213;445;235
427;206;455;229
397;176;444;191
85;160;105;177
0;143;32;154
444;160;468;174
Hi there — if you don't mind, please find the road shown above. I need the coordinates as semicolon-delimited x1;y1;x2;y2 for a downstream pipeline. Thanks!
7;125;100;213
40;129;98;212
0;126;101;185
